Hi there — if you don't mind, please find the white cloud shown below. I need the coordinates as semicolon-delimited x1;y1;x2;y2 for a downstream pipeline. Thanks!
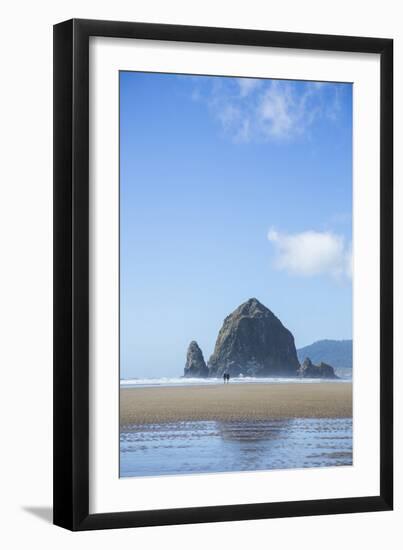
217;104;240;126
268;228;352;280
195;78;344;143
258;82;299;138
237;78;261;97
259;85;291;136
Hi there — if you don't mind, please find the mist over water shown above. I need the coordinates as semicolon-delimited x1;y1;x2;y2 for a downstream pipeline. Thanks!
120;375;351;388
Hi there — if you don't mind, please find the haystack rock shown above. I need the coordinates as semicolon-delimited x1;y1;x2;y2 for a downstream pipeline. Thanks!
208;298;300;377
298;357;338;379
184;341;209;378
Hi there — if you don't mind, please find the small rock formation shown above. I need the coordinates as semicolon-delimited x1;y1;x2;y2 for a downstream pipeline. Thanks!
298;357;338;379
184;341;209;378
297;339;352;371
207;298;300;377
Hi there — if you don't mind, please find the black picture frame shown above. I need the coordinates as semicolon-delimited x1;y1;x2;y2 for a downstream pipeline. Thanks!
53;18;393;531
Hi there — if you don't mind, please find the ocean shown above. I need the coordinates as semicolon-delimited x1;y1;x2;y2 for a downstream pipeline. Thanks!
120;375;351;389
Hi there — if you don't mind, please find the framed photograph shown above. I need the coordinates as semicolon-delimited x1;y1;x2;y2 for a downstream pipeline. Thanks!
53;19;393;530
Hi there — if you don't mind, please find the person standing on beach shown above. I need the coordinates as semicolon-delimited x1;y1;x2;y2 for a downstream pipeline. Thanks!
227;372;230;383
223;372;227;383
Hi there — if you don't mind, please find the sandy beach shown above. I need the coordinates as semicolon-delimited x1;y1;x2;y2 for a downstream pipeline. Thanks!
120;382;352;425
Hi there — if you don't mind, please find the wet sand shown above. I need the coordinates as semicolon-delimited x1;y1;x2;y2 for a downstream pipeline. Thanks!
120;382;352;425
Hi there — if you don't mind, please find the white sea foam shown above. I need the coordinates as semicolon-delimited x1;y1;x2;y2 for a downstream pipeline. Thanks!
120;375;351;388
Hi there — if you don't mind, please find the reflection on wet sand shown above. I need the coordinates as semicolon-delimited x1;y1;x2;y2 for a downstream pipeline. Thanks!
120;417;352;478
216;418;291;442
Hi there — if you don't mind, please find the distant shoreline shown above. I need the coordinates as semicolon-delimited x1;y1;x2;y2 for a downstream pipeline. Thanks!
120;382;352;426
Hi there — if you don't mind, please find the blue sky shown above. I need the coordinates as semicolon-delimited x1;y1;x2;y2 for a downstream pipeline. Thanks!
120;72;352;379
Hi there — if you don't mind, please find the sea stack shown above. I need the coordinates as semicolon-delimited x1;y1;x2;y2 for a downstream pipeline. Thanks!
184;341;209;378
298;357;338;379
208;298;300;377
